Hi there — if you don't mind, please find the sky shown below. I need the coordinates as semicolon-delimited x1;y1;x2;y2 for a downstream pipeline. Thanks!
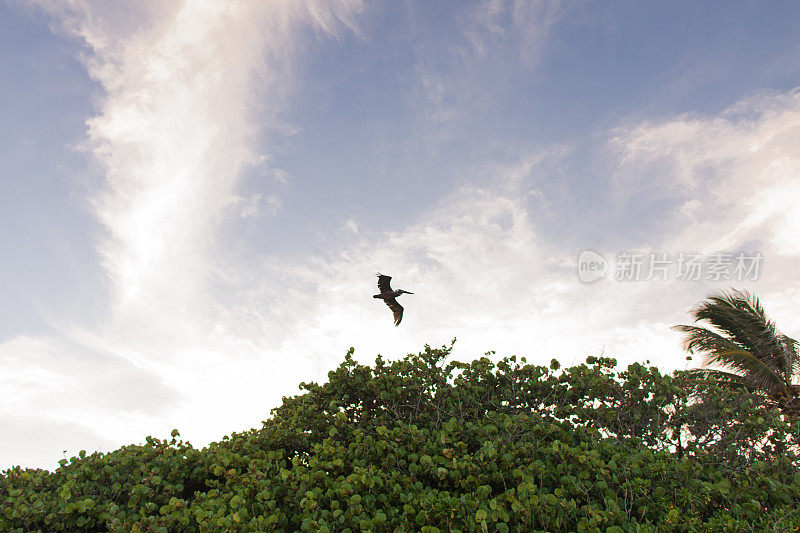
1;0;799;471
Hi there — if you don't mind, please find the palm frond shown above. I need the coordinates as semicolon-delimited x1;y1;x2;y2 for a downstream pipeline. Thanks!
691;291;783;373
781;335;800;380
680;368;754;391
728;291;799;382
687;289;799;387
672;324;788;397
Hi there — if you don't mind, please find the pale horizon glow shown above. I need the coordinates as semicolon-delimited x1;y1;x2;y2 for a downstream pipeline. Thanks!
2;0;800;470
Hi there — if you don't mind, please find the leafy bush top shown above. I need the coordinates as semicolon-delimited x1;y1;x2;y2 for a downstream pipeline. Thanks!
3;342;799;532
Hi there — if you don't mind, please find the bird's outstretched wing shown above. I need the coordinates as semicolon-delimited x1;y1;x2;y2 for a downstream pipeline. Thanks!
376;273;393;294
384;297;404;326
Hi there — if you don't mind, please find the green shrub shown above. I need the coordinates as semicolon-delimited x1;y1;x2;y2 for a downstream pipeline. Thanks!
2;342;799;531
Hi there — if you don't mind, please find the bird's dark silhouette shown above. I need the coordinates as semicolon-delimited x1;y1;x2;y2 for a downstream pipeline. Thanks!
373;273;413;326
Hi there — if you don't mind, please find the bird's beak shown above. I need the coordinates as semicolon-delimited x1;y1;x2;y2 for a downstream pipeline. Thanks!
406;291;414;294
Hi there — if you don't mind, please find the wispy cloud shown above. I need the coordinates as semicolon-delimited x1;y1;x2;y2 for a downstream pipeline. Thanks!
411;0;566;130
462;0;564;67
2;0;365;469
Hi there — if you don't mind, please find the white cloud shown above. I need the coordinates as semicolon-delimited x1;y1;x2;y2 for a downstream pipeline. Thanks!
608;88;800;332
1;0;365;470
611;89;800;259
233;194;281;219
267;167;291;185
0;335;177;468
344;219;359;233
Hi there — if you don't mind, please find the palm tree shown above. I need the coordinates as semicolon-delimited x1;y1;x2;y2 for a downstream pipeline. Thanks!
673;289;800;413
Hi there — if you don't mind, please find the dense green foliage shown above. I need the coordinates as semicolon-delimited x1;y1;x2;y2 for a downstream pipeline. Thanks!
674;289;800;414
3;342;800;532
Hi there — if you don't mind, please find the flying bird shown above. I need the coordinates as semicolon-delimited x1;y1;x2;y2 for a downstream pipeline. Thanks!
373;273;413;326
